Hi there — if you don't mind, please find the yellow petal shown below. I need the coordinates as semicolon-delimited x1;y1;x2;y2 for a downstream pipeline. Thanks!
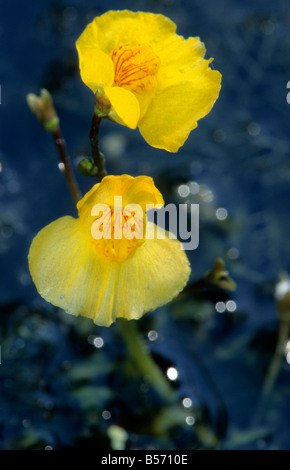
77;175;164;226
77;10;177;54
29;216;87;306
104;86;140;129
153;36;206;88
28;217;190;327
139;65;221;152
28;215;112;325
77;49;114;93
115;222;191;320
122;175;164;209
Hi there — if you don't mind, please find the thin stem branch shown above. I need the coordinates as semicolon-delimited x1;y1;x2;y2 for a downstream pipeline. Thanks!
261;320;289;399
51;128;82;205
252;320;289;425
89;114;107;181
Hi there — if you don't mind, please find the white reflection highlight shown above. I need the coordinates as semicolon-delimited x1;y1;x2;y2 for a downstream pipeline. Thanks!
215;301;226;313
185;416;195;426
147;330;158;342
167;367;178;381
275;278;290;301
189;181;200;195
102;410;111;420
182;397;192;408
93;337;104;348
226;300;237;312
178;184;190;198
216;207;228;221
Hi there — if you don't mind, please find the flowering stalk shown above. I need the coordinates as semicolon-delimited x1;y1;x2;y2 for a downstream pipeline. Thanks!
51;127;82;205
253;320;289;427
27;89;81;205
28;95;176;401
253;274;290;424
89;113;107;181
261;320;289;399
261;275;290;400
118;319;175;401
77;112;108;180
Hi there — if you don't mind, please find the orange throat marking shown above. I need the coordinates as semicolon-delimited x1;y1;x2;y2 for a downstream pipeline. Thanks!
110;44;160;94
91;207;145;262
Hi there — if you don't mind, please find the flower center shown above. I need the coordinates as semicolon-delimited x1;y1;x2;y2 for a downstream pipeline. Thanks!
110;44;160;94
91;202;145;262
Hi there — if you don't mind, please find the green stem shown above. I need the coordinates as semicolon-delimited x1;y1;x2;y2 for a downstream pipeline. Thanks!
261;320;289;399
118;319;175;402
252;320;289;425
89;113;107;181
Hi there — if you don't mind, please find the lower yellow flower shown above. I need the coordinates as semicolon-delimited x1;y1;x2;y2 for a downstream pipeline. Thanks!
28;175;191;327
76;10;221;152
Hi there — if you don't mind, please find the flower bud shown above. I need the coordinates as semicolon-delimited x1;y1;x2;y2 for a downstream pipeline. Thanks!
26;89;59;131
94;89;111;117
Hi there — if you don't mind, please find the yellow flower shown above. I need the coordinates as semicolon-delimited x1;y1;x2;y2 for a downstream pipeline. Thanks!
28;175;191;327
76;10;221;153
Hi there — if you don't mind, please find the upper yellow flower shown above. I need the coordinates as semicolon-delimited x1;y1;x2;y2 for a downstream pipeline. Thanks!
76;10;221;153
28;175;191;327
